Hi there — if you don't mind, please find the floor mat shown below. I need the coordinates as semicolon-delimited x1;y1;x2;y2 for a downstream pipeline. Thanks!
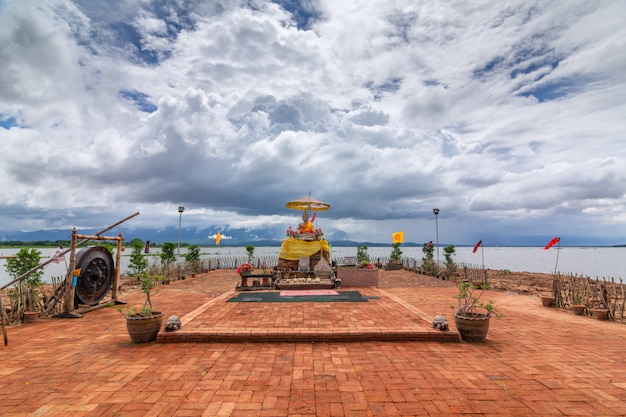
280;290;338;296
227;291;368;303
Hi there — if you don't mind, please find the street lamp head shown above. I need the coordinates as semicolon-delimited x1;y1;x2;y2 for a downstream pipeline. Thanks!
433;208;440;215
178;206;185;214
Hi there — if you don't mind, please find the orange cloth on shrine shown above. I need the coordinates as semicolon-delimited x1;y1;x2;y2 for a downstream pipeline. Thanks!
299;221;315;234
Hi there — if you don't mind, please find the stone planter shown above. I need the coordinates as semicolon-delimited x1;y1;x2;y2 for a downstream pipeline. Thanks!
571;305;586;316
336;268;379;287
125;312;164;343
454;313;491;342
539;295;555;307
385;262;402;271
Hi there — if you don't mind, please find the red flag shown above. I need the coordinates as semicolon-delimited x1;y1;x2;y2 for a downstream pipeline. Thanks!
473;240;482;253
544;237;560;250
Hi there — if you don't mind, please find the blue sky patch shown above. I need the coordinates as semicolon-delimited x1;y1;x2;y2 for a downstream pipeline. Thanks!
519;77;582;102
272;0;322;30
0;115;18;130
119;90;158;113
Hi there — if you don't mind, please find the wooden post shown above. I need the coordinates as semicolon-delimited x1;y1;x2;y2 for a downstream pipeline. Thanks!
61;229;80;317
111;233;123;302
0;292;8;345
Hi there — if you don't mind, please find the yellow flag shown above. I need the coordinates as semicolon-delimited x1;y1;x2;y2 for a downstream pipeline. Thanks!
392;231;404;244
215;231;222;246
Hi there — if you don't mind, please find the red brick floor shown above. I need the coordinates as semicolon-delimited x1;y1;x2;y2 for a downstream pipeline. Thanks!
1;270;625;416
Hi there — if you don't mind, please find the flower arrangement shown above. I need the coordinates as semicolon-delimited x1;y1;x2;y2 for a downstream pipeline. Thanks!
286;227;297;238
237;262;252;274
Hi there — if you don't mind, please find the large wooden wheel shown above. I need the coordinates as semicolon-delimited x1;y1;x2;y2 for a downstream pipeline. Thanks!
74;246;114;306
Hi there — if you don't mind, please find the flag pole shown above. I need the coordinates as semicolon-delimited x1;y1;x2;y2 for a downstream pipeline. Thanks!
481;245;485;270
554;238;561;273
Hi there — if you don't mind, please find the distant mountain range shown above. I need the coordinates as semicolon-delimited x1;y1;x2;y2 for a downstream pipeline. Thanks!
1;226;623;247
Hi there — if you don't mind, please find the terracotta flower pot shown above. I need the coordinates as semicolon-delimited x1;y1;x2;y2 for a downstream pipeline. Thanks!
454;312;491;342
23;310;40;323
540;295;555;307
593;309;609;321
571;305;586;316
125;312;164;343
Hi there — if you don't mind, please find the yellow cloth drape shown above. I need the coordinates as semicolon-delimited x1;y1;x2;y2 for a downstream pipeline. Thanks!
279;238;331;260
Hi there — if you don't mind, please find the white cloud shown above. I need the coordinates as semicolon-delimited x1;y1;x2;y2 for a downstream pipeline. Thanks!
0;0;625;246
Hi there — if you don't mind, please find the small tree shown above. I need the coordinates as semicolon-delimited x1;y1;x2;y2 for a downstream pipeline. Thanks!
160;242;176;266
389;243;402;263
245;245;255;262
443;245;457;275
421;241;435;273
5;248;44;312
128;240;148;277
356;245;370;266
185;245;201;272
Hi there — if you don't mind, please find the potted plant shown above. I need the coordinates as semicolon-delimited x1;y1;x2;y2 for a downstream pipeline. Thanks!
237;262;252;275
571;293;586;315
452;281;501;342
386;243;402;270
118;273;164;343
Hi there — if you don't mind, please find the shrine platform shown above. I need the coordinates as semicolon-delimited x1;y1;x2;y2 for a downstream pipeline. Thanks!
156;280;459;343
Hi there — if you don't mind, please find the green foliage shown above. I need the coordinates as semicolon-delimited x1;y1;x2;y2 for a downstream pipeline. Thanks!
128;240;148;277
129;238;144;248
421;242;435;272
117;273;162;317
184;245;201;263
184;245;201;272
99;242;115;256
573;292;584;305
5;248;44;311
452;281;501;319
160;242;176;265
498;269;511;275
0;239;70;248
443;244;456;274
389;243;402;263
356;245;370;264
5;248;44;285
246;245;255;260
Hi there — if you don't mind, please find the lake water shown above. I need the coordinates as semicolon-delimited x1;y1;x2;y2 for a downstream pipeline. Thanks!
1;245;624;287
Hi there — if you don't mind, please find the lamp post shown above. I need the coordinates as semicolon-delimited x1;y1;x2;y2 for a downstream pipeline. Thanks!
433;208;440;266
177;206;185;255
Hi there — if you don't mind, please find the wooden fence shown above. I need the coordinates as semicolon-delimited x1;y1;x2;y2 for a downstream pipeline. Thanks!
551;272;625;322
3;256;624;325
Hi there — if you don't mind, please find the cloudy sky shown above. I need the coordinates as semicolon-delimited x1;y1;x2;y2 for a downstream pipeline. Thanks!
1;0;625;246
